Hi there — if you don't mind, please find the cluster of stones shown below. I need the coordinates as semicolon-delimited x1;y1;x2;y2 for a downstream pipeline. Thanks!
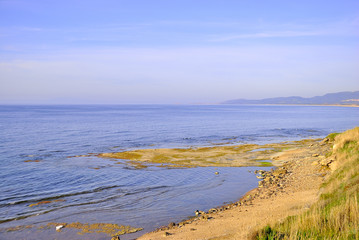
311;138;336;168
256;168;288;189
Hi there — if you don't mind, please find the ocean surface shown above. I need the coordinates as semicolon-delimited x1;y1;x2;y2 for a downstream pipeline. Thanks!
0;104;358;239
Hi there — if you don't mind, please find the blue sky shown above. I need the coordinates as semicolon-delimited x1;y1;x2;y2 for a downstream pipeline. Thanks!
1;0;358;104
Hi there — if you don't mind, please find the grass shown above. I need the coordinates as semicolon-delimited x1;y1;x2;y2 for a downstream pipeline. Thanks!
327;132;340;142
254;127;359;240
259;161;273;167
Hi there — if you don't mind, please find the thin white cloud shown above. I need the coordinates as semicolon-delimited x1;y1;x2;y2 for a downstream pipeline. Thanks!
20;27;44;32
209;31;325;42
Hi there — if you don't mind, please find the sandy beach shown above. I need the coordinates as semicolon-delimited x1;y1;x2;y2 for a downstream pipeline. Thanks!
135;138;332;240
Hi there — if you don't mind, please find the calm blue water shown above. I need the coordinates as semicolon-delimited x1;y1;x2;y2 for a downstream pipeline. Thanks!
0;105;358;239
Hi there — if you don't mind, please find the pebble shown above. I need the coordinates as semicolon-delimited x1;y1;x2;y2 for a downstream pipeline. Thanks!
168;222;176;228
55;225;64;231
195;210;205;216
208;208;218;213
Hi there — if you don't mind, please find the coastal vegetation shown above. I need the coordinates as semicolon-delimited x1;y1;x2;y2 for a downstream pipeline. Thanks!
255;127;359;239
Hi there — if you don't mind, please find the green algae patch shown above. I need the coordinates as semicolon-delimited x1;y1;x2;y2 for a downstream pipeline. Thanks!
46;222;143;236
96;140;317;168
100;152;143;160
259;161;273;167
4;225;33;232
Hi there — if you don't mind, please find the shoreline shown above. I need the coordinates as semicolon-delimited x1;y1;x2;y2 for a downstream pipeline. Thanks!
136;137;333;240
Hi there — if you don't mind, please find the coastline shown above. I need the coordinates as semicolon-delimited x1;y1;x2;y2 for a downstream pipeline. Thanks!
220;103;359;108
136;137;333;240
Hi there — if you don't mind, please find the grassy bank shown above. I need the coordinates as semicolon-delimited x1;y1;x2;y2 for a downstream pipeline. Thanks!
255;127;359;239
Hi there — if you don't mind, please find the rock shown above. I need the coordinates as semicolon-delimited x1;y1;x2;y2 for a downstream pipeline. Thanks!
272;169;287;177
55;225;64;231
319;158;334;166
264;177;272;183
164;232;172;236
208;208;218;213
312;154;319;157
111;236;120;240
168;222;176;228
195;210;205;216
329;161;339;171
215;171;219;175
311;161;319;166
201;215;209;220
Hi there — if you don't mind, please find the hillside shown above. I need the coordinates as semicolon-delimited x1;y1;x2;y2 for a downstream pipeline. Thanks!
255;127;359;239
222;91;359;105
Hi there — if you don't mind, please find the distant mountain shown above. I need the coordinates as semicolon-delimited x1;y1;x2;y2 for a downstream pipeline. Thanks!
222;91;359;105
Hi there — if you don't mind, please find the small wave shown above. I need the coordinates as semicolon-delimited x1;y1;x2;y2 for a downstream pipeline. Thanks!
0;185;124;208
0;185;171;224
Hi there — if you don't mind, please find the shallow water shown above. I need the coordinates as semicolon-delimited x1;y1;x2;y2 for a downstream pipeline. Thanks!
0;104;358;239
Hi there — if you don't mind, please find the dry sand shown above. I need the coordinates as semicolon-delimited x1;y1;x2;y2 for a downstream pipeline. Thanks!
137;139;331;240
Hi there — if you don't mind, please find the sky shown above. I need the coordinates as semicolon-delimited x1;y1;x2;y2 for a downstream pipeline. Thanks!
0;0;358;104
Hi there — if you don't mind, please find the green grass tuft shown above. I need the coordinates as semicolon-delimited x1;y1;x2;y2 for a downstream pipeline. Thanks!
326;132;340;142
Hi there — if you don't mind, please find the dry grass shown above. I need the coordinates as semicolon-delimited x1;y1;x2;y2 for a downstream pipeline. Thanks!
255;127;359;240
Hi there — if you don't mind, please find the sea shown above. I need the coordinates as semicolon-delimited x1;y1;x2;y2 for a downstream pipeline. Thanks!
0;104;358;240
